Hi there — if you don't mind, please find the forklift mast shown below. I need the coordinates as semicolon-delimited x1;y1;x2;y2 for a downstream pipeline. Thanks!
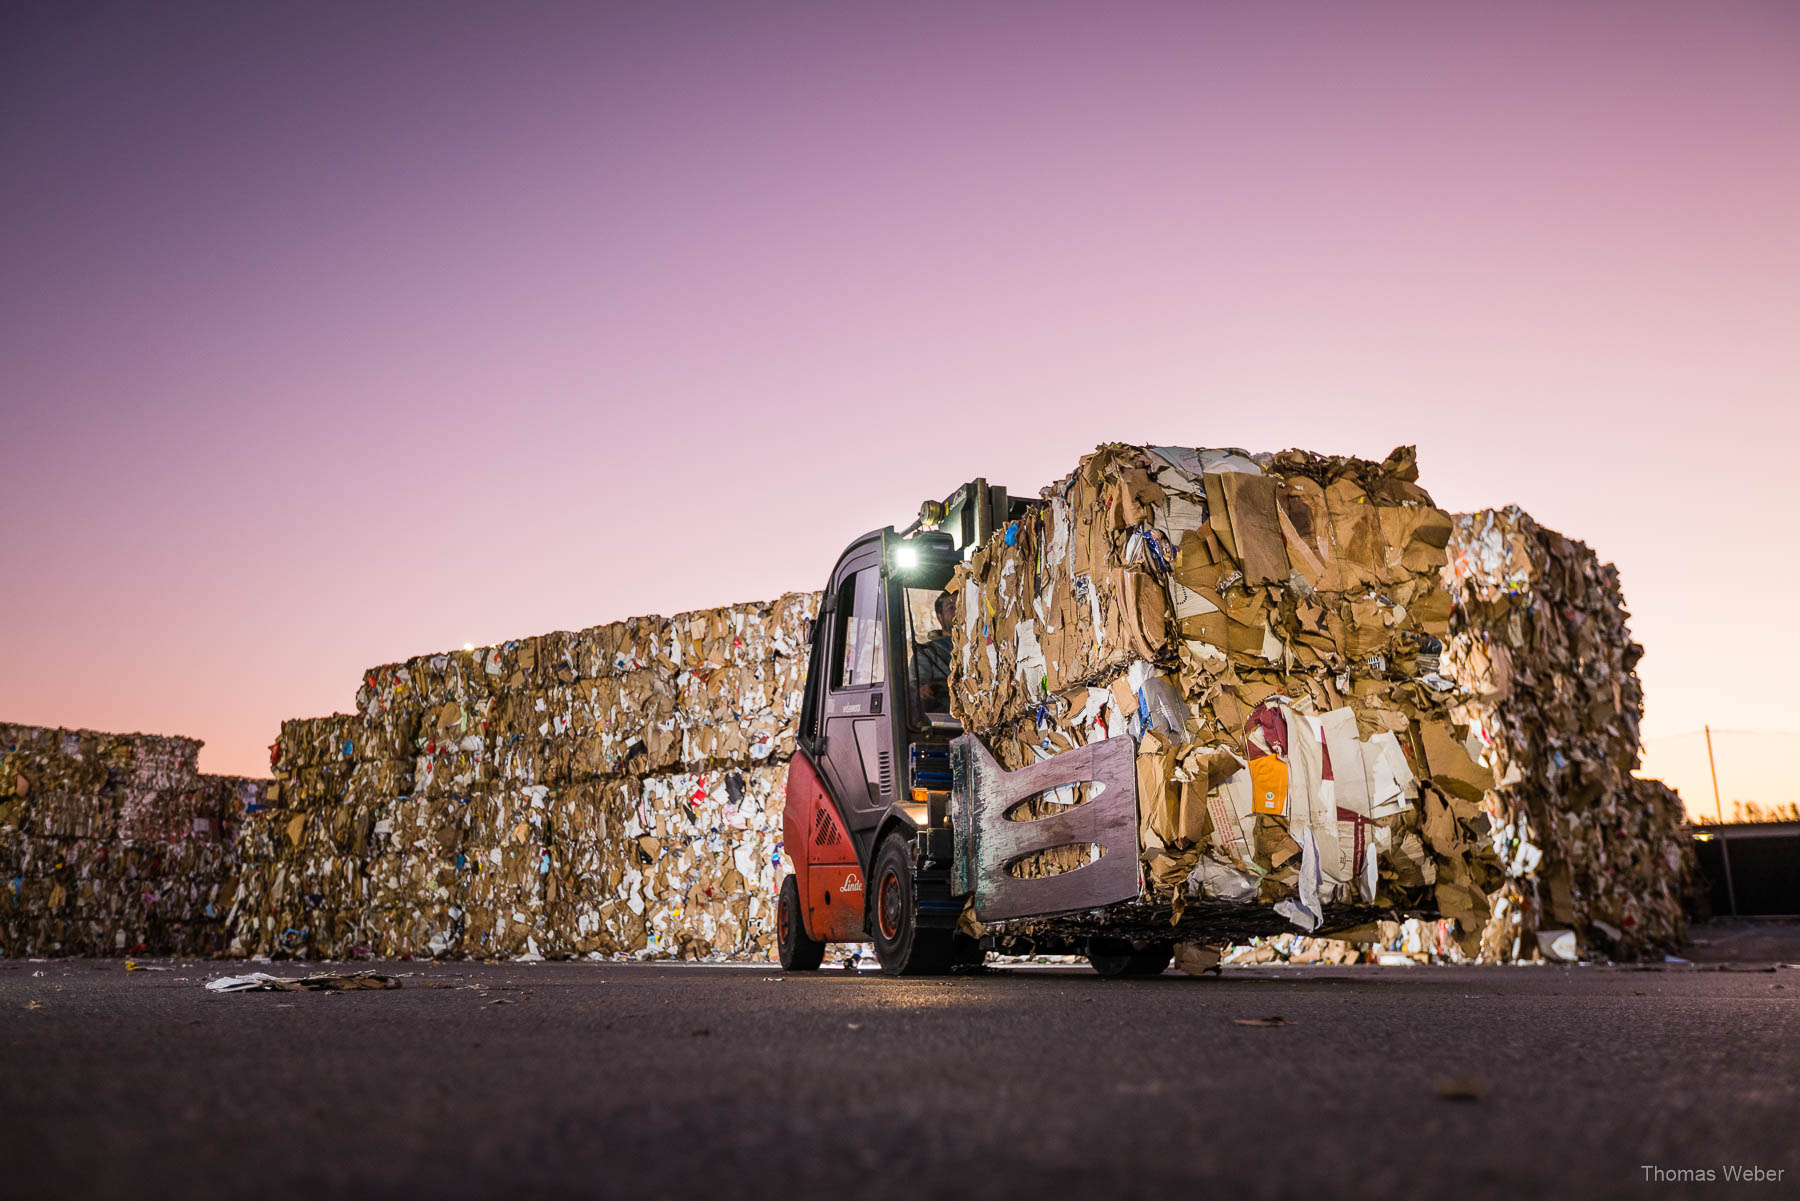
905;477;1025;554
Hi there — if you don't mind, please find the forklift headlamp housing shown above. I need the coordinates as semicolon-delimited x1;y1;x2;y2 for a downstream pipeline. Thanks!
887;529;956;575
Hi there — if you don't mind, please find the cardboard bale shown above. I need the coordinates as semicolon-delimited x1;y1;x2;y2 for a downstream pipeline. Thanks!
946;444;1503;951
1445;507;1694;961
230;594;815;960
1;722;268;957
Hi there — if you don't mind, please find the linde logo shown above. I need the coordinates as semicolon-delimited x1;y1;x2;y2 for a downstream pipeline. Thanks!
840;874;863;893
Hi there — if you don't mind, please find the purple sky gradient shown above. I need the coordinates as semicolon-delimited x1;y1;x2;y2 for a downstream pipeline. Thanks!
3;2;1797;813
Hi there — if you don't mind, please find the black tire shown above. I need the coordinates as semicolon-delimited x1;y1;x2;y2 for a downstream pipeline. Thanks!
1130;941;1175;975
1086;937;1174;977
777;874;825;971
870;836;954;976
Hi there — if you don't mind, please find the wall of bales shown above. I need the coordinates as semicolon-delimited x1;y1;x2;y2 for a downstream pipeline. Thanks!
1446;507;1694;962
0;723;268;957
228;594;818;960
1;473;1686;966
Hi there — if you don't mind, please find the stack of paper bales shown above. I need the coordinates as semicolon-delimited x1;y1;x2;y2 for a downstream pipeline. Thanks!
227;712;435;957
0;723;267;956
6;471;1692;967
3;468;1695;967
1446;507;1694;961
946;444;1506;954
229;595;815;959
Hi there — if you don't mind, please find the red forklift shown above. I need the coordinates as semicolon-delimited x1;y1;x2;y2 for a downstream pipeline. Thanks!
777;481;1151;976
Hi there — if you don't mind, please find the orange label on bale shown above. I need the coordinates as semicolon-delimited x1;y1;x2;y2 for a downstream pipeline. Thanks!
1249;756;1289;816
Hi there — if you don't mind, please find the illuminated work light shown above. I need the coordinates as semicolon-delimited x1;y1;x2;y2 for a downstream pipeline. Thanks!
893;544;919;571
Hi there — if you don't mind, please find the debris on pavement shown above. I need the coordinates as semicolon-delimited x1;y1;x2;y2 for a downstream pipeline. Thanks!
1173;944;1223;976
1433;1075;1487;1102
206;970;400;993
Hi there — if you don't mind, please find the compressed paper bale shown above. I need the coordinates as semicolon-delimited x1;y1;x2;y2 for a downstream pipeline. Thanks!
946;443;1502;947
232;593;817;961
1445;508;1694;962
0;722;268;958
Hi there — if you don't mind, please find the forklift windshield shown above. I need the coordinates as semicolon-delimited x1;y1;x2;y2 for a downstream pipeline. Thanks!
903;584;957;723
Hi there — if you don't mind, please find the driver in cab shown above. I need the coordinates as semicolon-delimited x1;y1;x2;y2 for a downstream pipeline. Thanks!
914;591;957;713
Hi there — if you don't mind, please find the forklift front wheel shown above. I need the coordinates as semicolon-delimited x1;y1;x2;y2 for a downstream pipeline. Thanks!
777;874;826;971
1086;937;1174;978
871;837;953;976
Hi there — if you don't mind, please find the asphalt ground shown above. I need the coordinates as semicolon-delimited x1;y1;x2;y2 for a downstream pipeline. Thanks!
3;938;1796;1201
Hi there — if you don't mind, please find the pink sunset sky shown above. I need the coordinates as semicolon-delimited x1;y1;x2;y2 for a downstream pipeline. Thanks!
2;2;1796;816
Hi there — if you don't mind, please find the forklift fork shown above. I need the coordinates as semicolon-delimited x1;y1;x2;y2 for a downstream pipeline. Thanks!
948;734;1141;921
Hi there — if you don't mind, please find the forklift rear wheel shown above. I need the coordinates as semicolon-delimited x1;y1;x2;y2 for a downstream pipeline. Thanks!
871;837;954;975
1086;937;1174;977
777;874;826;971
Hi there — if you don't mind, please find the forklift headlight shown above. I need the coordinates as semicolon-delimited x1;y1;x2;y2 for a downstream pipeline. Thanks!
893;544;919;571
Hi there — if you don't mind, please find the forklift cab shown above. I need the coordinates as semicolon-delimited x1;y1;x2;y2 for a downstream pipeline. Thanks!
776;526;970;975
799;527;963;863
